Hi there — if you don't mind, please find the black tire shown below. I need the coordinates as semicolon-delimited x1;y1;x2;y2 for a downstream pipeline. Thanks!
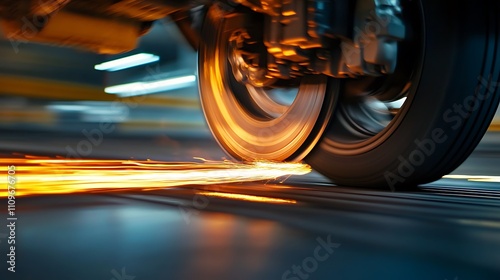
306;0;500;189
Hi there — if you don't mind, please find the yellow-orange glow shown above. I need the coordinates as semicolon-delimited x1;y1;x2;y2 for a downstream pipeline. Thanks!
443;174;500;183
197;191;297;204
1;157;311;197
282;10;296;17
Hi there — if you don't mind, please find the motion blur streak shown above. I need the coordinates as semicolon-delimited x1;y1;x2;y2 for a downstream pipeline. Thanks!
197;191;297;204
0;157;311;197
443;175;500;183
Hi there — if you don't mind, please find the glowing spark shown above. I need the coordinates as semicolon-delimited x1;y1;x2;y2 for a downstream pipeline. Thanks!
197;191;297;204
0;157;311;197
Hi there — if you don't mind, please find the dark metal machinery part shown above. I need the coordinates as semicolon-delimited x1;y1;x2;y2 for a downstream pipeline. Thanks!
230;0;406;80
171;5;208;50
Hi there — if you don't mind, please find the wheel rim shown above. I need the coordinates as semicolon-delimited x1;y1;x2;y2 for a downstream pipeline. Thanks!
199;6;336;162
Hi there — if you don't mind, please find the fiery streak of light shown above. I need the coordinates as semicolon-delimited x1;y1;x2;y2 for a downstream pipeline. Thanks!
197;191;297;204
443;174;500;183
1;157;311;197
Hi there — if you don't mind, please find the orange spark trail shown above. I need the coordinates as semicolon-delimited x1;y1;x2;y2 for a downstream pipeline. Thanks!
1;157;311;197
197;191;297;204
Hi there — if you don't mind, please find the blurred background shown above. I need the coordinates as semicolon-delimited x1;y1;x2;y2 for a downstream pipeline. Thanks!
0;20;226;161
0;19;499;166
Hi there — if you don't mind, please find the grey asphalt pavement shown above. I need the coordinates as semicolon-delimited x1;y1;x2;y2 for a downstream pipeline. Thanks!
0;132;499;280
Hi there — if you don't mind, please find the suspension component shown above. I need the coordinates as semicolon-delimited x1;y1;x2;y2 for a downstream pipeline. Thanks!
232;0;405;80
343;0;406;76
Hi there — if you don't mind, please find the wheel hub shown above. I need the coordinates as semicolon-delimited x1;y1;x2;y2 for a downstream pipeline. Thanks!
228;29;276;88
